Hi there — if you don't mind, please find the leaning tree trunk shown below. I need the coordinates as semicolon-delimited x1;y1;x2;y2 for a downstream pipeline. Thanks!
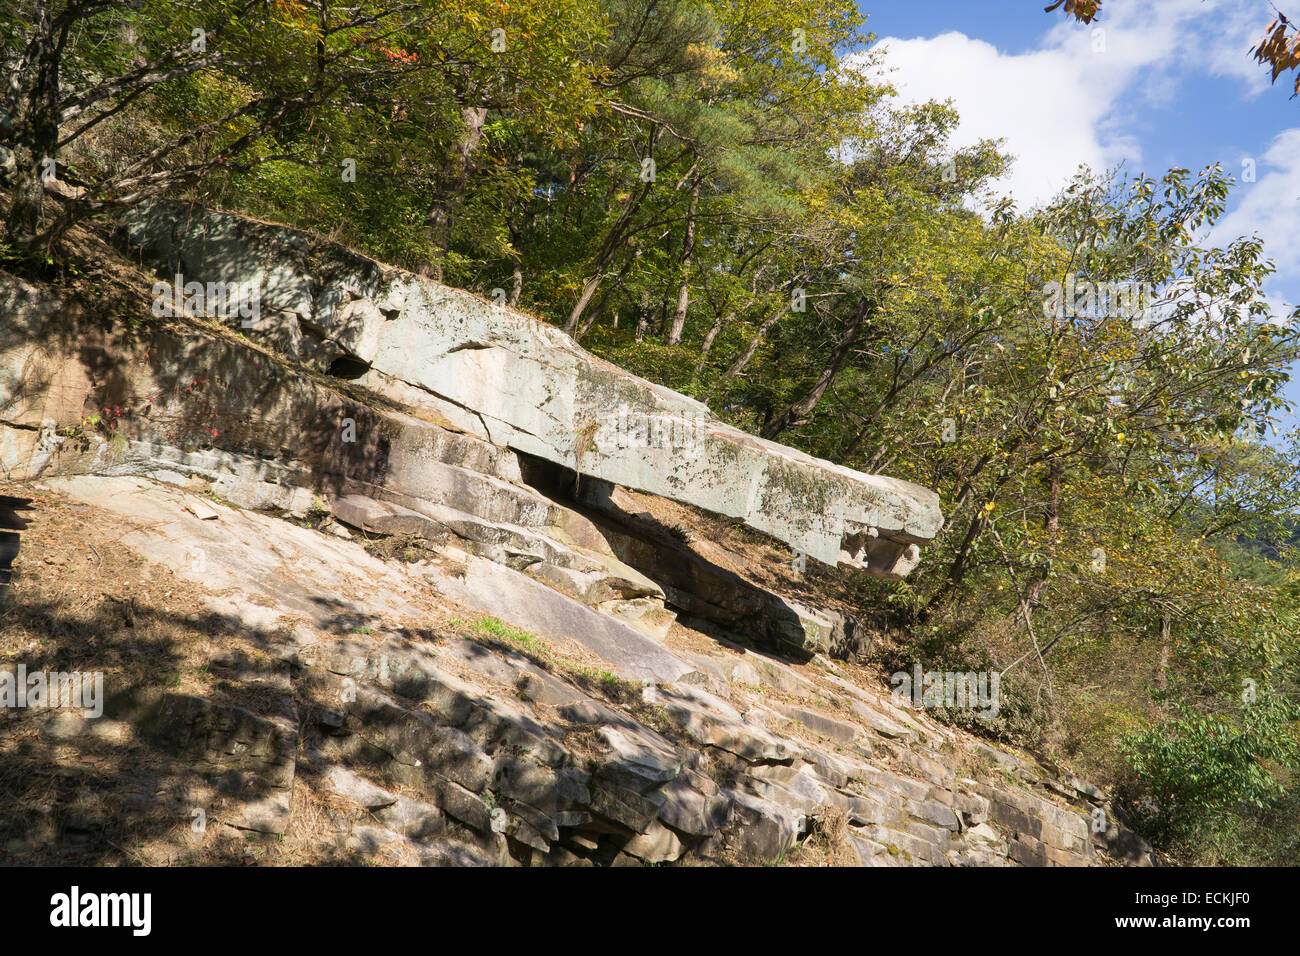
690;310;730;381
565;269;605;334
565;127;663;333
704;306;785;400
760;297;872;440
577;255;636;339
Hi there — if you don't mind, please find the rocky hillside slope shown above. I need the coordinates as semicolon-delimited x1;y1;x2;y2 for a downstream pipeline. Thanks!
0;206;1152;867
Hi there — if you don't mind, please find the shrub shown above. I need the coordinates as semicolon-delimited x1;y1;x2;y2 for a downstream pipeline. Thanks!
1118;694;1300;844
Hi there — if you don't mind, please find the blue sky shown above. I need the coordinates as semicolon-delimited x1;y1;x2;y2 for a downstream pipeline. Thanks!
856;0;1300;436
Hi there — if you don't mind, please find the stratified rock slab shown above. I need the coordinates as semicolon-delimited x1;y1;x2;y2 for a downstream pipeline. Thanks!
119;202;942;576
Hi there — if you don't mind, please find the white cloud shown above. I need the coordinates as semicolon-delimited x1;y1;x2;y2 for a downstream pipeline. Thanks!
1203;3;1274;94
1209;128;1300;286
852;0;1278;209
853;32;1134;205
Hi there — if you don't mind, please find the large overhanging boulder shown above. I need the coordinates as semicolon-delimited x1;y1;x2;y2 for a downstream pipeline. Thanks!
119;202;942;577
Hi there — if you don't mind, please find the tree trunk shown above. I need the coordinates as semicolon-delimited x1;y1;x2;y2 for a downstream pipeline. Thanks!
4;1;60;245
1158;614;1170;691
565;128;663;333
691;310;730;381
565;270;604;334
508;260;523;307
666;176;699;346
1020;460;1064;614
760;297;872;440
579;255;637;339
422;104;488;281
705;306;784;399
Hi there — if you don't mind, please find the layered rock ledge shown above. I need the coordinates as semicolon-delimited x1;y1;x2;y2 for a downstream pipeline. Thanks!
118;202;941;577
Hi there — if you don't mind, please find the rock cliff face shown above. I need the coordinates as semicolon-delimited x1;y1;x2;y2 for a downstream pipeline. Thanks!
0;209;1152;867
